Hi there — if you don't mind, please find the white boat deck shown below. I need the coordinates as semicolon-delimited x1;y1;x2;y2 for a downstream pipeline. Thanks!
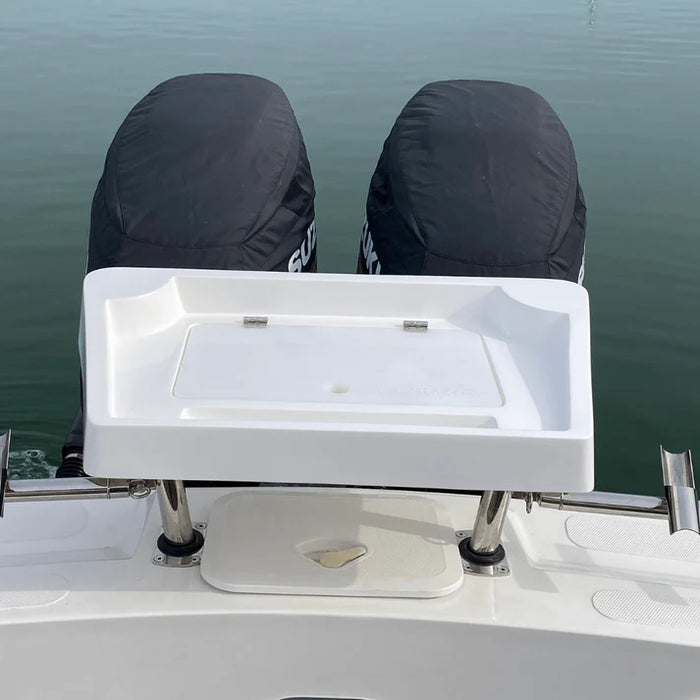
2;487;699;699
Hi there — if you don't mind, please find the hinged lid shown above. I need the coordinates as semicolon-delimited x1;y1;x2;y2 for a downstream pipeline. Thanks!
83;268;593;491
200;489;464;598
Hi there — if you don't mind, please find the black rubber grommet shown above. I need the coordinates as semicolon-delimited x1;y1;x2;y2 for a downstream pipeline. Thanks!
459;537;506;566
157;529;204;557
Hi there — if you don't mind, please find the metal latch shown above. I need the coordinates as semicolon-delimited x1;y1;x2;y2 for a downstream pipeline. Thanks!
403;320;428;332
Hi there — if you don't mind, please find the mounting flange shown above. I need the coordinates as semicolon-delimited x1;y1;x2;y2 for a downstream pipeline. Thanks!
153;522;207;568
455;530;510;577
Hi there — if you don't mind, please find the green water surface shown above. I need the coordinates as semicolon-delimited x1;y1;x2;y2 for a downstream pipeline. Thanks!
1;0;699;493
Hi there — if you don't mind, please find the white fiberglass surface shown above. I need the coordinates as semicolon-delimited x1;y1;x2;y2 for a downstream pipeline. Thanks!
3;491;700;699
98;271;578;429
0;489;153;567
83;271;591;487
174;322;503;407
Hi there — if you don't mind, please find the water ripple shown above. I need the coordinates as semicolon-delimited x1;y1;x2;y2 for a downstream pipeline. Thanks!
8;449;57;480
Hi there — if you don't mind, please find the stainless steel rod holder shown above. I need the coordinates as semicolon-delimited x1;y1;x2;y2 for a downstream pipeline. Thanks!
156;479;196;545
660;447;699;535
470;490;511;554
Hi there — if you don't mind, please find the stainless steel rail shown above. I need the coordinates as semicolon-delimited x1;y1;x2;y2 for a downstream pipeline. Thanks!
521;448;699;536
0;431;154;514
470;490;511;554
527;491;669;517
3;476;154;503
523;488;700;534
156;479;196;545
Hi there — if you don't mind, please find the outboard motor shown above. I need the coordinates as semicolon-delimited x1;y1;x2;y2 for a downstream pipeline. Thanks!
355;79;587;567
58;73;316;477
358;80;586;281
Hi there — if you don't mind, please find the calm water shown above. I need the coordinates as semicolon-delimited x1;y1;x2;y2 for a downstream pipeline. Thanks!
1;0;699;493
